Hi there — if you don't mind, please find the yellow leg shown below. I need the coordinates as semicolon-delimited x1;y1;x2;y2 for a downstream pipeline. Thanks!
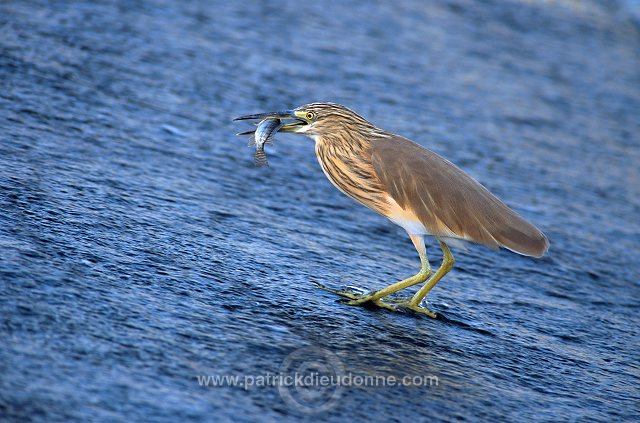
394;241;454;317
338;235;432;308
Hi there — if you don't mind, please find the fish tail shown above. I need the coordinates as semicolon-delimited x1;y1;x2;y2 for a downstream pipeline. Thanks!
254;148;269;167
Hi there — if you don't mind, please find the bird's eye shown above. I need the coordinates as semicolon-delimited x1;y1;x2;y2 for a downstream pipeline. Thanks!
305;112;315;120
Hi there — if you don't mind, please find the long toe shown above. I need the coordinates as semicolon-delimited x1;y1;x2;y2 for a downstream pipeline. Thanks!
341;295;375;306
394;300;438;318
312;281;363;300
313;282;399;312
341;297;397;312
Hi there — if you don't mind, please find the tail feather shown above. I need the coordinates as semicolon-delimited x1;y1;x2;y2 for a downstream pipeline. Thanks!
490;210;549;257
497;228;549;258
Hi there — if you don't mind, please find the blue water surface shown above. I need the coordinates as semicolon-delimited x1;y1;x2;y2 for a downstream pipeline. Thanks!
1;1;639;421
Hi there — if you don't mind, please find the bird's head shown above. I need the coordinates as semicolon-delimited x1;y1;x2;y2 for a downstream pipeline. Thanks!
235;102;378;140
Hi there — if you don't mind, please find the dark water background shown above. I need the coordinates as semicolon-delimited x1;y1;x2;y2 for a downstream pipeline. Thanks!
1;0;639;421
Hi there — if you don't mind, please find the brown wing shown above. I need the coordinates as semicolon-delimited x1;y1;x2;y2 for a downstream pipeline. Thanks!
370;135;549;257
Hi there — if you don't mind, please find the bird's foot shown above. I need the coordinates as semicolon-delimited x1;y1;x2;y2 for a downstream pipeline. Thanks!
341;296;397;312
391;300;438;318
312;281;364;300
339;292;398;311
312;282;397;311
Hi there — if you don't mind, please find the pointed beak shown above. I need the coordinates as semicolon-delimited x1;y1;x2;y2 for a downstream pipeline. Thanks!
233;110;296;121
233;110;308;133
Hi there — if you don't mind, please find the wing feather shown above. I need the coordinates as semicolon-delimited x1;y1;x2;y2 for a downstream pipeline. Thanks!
370;135;549;257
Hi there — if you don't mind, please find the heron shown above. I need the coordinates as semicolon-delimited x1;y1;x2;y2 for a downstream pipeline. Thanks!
235;103;549;317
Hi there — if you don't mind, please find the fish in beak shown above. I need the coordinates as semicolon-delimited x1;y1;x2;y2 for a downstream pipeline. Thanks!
234;110;309;133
